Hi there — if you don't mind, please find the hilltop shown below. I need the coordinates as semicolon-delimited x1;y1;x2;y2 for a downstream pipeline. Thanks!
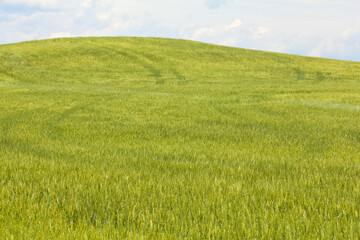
1;37;359;92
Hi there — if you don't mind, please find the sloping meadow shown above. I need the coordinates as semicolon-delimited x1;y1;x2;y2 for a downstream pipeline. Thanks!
1;37;360;239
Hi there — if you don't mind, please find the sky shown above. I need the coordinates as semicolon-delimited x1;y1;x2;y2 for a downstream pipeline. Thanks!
0;0;359;61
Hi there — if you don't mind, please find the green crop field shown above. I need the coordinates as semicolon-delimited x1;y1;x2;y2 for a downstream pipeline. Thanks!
0;37;360;239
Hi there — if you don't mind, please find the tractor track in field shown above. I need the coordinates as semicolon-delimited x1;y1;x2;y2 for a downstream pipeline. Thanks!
0;78;174;96
0;42;188;92
44;104;89;141
89;42;188;85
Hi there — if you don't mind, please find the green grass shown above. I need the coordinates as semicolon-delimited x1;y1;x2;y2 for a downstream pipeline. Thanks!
1;37;360;239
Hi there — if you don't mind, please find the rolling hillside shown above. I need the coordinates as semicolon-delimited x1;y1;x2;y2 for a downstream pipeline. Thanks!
1;37;360;239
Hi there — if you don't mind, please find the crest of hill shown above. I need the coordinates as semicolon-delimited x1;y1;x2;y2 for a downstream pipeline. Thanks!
0;37;359;91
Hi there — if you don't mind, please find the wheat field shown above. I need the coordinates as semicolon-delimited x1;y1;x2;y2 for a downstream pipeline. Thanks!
1;37;360;239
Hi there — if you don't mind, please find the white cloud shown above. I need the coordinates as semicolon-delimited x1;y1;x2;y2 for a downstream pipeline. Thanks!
2;0;93;9
341;27;360;40
307;33;360;60
192;28;210;39
192;18;242;40
3;0;62;8
81;19;138;37
221;37;237;46
81;0;93;8
309;42;324;57
225;19;242;30
96;12;110;21
50;32;72;39
250;27;269;39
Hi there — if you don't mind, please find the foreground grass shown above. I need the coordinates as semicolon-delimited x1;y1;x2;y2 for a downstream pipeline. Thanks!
1;37;360;239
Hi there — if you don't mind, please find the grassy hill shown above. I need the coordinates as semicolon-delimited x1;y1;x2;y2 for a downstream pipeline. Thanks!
1;37;360;239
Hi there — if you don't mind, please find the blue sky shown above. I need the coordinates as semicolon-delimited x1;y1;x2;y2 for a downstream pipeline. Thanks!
0;0;359;61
